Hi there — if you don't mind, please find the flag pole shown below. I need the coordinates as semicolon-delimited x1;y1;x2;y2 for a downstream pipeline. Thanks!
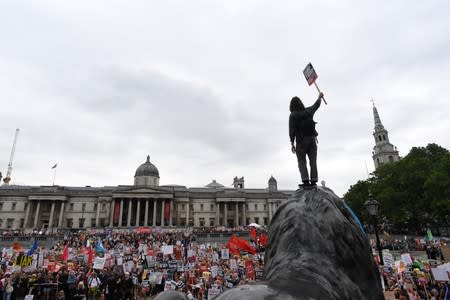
313;82;327;105
52;167;57;186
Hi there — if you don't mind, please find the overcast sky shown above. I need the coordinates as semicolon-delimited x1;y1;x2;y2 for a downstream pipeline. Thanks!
1;1;449;197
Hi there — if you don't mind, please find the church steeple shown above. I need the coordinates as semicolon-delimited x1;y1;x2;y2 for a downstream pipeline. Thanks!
371;101;400;169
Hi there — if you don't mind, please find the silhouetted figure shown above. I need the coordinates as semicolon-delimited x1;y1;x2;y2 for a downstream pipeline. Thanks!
289;93;323;187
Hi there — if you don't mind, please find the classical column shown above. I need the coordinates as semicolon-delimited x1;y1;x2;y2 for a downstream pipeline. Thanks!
268;201;273;221
153;200;157;226
215;202;220;226
224;203;228;227
23;201;31;228
127;199;132;227
119;199;124;227
169;200;173;226
33;201;41;229
185;202;190;227
161;200;165;226
109;201;115;227
144;199;149;226
48;201;55;229
242;202;246;226
136;199;141;226
58;202;65;228
235;202;239;227
95;200;101;227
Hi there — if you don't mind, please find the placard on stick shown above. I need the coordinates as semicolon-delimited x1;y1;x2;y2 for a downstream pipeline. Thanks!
302;62;327;104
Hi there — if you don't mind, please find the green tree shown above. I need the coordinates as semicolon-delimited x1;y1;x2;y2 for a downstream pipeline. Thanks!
344;143;450;234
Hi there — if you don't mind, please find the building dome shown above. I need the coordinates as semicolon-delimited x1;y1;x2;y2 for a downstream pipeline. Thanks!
205;179;225;189
135;155;160;178
268;176;277;183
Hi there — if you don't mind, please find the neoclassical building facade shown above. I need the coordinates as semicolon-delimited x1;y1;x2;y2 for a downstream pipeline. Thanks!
0;156;292;230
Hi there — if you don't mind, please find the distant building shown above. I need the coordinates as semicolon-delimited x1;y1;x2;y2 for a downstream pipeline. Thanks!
0;155;292;230
372;103;400;169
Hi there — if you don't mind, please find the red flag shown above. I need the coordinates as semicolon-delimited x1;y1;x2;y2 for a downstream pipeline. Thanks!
229;235;257;255
249;227;257;241
61;244;69;262
258;233;269;247
88;247;94;265
226;242;240;256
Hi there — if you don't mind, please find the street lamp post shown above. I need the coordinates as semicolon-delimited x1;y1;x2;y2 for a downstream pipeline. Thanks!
365;193;383;265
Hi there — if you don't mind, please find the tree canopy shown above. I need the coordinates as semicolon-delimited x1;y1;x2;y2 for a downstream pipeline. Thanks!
344;143;450;235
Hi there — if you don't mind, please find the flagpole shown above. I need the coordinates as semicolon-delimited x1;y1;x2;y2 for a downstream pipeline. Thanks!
53;167;57;186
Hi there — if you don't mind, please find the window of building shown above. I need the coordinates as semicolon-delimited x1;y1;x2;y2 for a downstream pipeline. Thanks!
200;204;204;211
0;219;2;228
189;204;194;211
66;218;73;228
379;136;382;141
82;203;86;211
102;203;106;211
69;203;74;211
383;135;386;140
210;204;214;211
246;218;250;225
199;218;205;227
389;156;394;163
180;218;186;226
99;218;106;227
245;204;249;211
263;204;267;210
7;219;14;229
181;204;185;210
11;203;16;211
79;218;85;228
209;218;215;227
263;217;268;225
24;203;28;211
94;203;98;212
20;219;24;228
0;203;3;211
254;204;258;211
254;217;259;224
91;218;96;228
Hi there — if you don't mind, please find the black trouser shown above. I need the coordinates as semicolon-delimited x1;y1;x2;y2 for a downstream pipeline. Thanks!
296;136;318;182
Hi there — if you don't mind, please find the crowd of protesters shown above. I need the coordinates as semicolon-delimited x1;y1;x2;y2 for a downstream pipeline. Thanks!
0;227;448;300
0;228;266;300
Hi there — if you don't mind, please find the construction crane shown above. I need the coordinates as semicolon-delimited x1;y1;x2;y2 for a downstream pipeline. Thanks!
3;128;20;185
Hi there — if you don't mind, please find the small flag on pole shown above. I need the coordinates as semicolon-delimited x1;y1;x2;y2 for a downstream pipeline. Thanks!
51;163;58;169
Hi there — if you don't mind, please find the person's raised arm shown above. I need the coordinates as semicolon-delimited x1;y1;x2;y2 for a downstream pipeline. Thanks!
309;92;324;113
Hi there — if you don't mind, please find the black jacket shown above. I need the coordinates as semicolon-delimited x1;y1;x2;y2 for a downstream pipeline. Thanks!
289;98;321;144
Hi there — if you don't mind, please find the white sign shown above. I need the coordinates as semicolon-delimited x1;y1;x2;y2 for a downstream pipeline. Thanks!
211;265;218;278
93;257;106;270
401;253;412;265
221;249;229;260
161;245;174;255
383;252;394;267
208;287;221;299
229;259;238;270
431;268;449;282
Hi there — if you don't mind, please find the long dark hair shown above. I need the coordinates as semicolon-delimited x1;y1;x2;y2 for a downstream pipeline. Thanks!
290;96;305;112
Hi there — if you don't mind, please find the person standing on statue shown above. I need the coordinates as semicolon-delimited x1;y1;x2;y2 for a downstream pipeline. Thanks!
289;92;323;187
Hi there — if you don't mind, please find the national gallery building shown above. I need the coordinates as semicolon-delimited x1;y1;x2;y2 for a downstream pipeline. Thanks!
0;156;293;230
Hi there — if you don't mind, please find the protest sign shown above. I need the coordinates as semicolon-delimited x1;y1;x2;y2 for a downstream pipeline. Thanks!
303;63;318;86
431;268;449;281
302;62;327;104
211;265;218;278
93;257;106;270
15;255;33;267
401;253;413;265
383;251;394;267
161;245;174;255
221;249;229;259
208;286;221;299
